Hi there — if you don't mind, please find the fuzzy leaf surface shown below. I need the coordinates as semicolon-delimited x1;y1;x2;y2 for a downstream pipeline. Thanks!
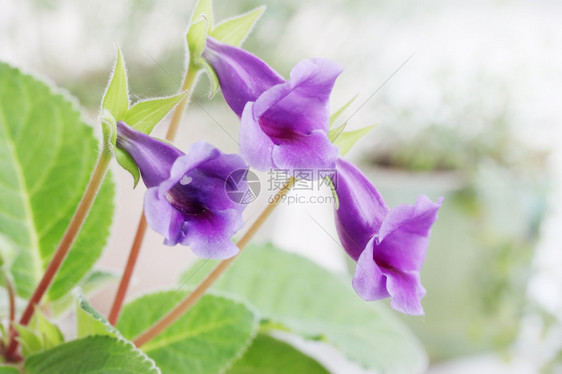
181;244;427;373
117;291;258;374
0;63;115;301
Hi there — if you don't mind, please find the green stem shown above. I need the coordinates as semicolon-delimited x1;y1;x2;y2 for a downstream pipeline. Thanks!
5;150;112;361
165;65;199;140
133;178;296;347
107;65;200;325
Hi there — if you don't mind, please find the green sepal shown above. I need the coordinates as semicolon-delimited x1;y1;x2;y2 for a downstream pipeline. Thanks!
100;109;117;157
190;0;213;28
122;92;187;134
115;148;140;188
329;94;358;129
210;6;265;47
204;61;220;98
187;16;210;70
328;122;346;143
333;124;377;156
101;44;129;121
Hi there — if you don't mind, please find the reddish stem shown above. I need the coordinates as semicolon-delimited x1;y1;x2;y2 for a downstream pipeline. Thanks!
107;215;147;325
5;152;111;361
107;65;199;325
133;178;296;347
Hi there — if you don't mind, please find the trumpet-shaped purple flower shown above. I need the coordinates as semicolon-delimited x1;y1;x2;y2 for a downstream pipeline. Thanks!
116;121;247;259
334;158;442;315
202;37;342;173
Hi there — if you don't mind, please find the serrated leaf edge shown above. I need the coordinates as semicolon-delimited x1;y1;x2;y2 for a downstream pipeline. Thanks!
122;287;260;374
76;292;123;338
0;62;112;300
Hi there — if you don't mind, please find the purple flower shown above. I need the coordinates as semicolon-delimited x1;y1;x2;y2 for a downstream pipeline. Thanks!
334;158;442;315
202;37;342;173
116;121;248;259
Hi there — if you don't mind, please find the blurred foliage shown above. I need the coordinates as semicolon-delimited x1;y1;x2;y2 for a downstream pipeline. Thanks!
364;106;548;175
365;162;548;361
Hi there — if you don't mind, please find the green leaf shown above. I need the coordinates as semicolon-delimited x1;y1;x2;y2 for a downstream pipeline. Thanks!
122;93;187;134
181;244;427;373
24;335;160;374
187;17;210;69
14;308;64;358
226;334;329;374
0;366;20;373
117;292;258;374
333;125;376;156
0;234;16;271
50;269;118;316
28;308;64;350
79;269;119;294
330;94;358;128
211;6;265;47
101;45;129;121
76;295;121;339
14;324;42;358
0;63;115;301
115;147;140;187
48;175;114;301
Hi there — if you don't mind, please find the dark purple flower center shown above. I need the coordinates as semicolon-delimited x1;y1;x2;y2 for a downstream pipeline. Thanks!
258;118;303;144
166;182;207;216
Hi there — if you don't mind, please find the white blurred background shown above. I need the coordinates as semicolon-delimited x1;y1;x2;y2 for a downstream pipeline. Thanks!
2;0;562;372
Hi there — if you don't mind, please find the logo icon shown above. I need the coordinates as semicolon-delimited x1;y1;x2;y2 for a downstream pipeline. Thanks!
225;169;260;204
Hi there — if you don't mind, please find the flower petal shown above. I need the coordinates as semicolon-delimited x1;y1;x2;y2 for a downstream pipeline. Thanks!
193;149;249;212
158;141;220;196
352;237;390;301
385;269;426;315
239;101;276;171
375;195;442;272
353;237;427;315
202;37;284;117
271;129;338;171
116;121;183;188
334;158;389;260
181;208;243;259
144;187;185;245
254;58;343;136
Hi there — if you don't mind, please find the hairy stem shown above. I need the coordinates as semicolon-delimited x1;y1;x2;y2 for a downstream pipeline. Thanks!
107;215;147;325
108;65;200;325
133;178;296;347
6;151;112;360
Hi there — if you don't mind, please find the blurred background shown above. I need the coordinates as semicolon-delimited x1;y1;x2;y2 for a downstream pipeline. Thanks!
2;0;562;372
